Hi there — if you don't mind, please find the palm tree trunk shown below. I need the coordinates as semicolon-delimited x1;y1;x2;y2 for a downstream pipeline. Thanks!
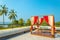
12;19;14;28
3;15;4;24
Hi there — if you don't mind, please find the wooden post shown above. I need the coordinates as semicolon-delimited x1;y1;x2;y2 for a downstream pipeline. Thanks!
51;16;55;38
51;26;55;38
37;24;39;33
30;25;33;34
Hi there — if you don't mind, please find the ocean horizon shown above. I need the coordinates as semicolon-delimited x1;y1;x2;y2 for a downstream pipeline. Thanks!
0;22;10;24
0;22;11;27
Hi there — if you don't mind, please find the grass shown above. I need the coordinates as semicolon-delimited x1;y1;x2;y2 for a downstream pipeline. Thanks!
55;25;60;27
0;25;60;30
0;25;29;30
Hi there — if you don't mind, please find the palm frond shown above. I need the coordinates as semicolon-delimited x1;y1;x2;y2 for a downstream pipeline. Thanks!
8;9;17;20
0;10;2;15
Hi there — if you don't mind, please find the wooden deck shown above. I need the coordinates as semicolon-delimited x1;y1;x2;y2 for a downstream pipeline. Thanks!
31;29;55;38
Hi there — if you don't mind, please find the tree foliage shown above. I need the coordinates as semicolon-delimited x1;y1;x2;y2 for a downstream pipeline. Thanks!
8;9;17;20
0;5;8;15
12;20;18;24
41;20;49;26
0;5;8;24
26;19;31;26
18;18;24;26
55;21;60;27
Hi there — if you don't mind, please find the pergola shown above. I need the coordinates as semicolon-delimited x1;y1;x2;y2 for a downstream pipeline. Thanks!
30;15;55;38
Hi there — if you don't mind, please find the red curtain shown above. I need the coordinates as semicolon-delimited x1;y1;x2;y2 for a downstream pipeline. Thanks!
39;18;44;25
34;16;38;24
43;16;49;25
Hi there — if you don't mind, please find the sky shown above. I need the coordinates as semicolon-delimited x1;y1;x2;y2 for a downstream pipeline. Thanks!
0;0;60;23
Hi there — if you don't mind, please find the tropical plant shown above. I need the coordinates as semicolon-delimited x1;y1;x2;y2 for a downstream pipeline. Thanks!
8;9;17;24
26;19;31;26
41;20;49;26
0;5;8;24
12;20;18;24
18;18;24;26
55;21;60;27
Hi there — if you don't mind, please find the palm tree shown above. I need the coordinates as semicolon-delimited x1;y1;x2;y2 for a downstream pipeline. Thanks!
0;5;8;24
8;9;17;24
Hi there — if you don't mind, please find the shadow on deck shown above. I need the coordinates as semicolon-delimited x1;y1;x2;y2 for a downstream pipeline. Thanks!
0;30;30;40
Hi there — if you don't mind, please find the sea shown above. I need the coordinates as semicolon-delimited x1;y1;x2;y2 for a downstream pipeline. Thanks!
0;22;10;27
0;22;10;24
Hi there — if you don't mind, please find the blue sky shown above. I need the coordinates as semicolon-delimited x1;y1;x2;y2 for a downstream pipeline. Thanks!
0;0;60;23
